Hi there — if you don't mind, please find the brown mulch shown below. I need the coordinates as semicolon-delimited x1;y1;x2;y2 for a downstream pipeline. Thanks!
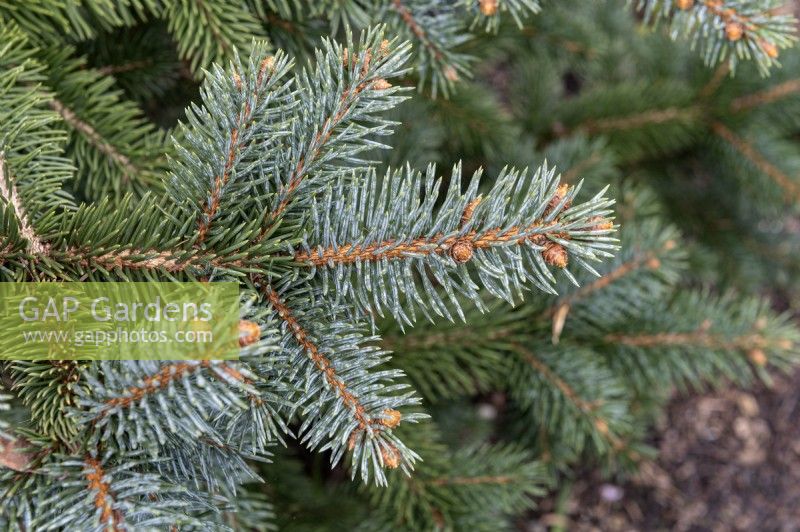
528;370;800;531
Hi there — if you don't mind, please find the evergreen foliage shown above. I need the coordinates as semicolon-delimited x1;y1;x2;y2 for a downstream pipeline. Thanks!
633;0;797;74
1;1;800;530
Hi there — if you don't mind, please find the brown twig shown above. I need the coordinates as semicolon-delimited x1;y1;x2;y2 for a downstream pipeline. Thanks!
510;343;639;459
391;0;444;61
579;107;701;135
712;122;800;203
428;474;516;486
605;330;792;351
97;59;153;76
0;153;49;254
96;360;246;418
49;99;138;184
84;456;124;531
731;79;800;112
294;222;565;267
264;286;370;428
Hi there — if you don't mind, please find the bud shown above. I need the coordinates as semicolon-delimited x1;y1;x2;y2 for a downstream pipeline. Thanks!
543;242;568;269
479;0;498;16
725;22;744;42
587;216;614;232
444;65;459;82
450;240;474;263
259;56;275;74
381;444;401;469
777;339;794;350
748;349;767;367
380;409;402;428
238;320;260;347
545;184;572;216
761;40;779;59
460;196;482;227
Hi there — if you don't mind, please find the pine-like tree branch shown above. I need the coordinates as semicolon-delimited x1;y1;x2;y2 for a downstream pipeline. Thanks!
633;0;798;74
298;162;616;324
605;329;793;351
261;281;421;484
580;106;702;135
267;52;392;223
261;30;411;231
195;55;280;245
731;77;800;111
543;237;675;319
510;342;634;456
712;121;800;202
264;286;374;431
48;98;139;184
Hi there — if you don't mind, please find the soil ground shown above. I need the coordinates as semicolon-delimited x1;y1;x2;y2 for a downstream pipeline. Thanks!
529;370;800;531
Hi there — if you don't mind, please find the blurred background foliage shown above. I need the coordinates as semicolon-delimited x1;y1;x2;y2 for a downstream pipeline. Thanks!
2;0;799;529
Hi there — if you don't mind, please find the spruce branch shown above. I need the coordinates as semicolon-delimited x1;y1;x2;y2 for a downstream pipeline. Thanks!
365;422;548;530
542;218;686;343
0;0;161;43
9;360;84;442
82;456;123;530
0;12;646;527
40;46;170;200
297;162;616;325
47;194;287;280
711;121;800;203
387;0;470;97
263;27;412;228
164;0;266;76
508;343;637;461
80;24;182;104
68;316;278;459
165;42;295;248
220;483;277;531
0;21;74;272
556;81;704;162
633;0;798;74
75;358;266;451
597;290;800;392
579;106;702;135
48;99;138;185
465;0;542;31
30;451;207;531
380;299;521;400
731;77;800;110
261;280;424;485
